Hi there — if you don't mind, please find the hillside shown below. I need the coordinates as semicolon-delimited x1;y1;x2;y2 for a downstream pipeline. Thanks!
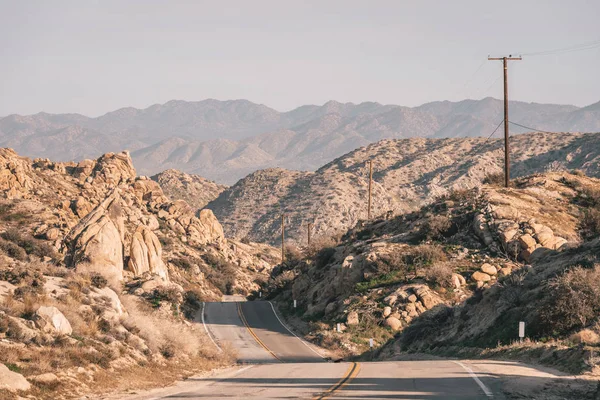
0;148;278;398
1;98;600;184
151;169;227;210
262;170;600;379
207;132;600;244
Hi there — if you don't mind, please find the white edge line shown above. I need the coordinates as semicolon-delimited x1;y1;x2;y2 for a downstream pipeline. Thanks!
452;361;494;398
267;300;325;359
202;302;222;352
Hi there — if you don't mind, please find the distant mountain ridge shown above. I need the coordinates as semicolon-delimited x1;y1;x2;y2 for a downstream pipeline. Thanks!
1;97;598;184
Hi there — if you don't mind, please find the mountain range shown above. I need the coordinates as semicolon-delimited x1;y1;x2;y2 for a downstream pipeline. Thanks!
1;98;599;184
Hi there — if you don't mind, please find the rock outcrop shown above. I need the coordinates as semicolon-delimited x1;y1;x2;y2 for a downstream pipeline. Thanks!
128;226;168;279
64;191;125;282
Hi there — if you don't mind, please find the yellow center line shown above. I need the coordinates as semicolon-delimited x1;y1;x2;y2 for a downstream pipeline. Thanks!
237;302;281;361
313;362;361;400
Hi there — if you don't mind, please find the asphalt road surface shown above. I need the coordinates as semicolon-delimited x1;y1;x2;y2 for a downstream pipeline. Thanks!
124;300;571;399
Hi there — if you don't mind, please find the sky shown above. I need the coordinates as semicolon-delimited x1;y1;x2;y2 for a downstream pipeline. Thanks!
1;0;600;117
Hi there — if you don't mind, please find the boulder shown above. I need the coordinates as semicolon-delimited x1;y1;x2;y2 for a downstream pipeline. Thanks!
33;306;72;335
91;151;136;184
472;271;491;282
407;294;417;303
72;196;93;218
346;311;359;326
384;316;402;331
0;148;34;199
480;263;497;275
499;267;513;276
29;373;59;385
415;286;441;310
0;363;31;392
64;192;125;282
45;227;60;241
404;303;418;317
382;306;392;318
451;273;466;289
383;294;398;306
128;226;168;280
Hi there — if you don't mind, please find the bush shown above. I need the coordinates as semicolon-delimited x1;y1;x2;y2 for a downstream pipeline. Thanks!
424;263;453;288
483;172;505;187
90;273;108;289
406;244;447;267
373;252;407;275
539;265;600;335
419;215;452;241
0;228;57;260
314;247;336;269
581;209;600;240
284;245;303;265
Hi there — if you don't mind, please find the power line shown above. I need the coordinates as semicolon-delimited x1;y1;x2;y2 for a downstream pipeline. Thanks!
472;119;505;154
508;121;562;135
519;39;600;56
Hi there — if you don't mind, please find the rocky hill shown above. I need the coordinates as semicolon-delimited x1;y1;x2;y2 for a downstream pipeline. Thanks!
151;169;227;210
207;132;600;245
0;149;278;398
2;98;600;184
262;169;600;378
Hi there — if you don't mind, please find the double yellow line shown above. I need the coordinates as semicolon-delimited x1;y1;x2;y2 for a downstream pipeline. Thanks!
313;362;361;399
237;302;281;361
237;302;360;399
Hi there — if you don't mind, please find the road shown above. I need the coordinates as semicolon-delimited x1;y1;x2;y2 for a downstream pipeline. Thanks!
124;300;578;399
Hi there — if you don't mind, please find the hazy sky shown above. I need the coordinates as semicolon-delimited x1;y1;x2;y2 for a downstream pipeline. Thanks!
2;0;600;116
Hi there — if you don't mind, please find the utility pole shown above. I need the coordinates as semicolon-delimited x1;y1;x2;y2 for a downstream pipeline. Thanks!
281;214;285;264
306;222;312;247
488;55;521;187
367;160;373;220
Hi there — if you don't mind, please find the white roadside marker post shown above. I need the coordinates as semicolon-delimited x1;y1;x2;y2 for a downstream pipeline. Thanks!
519;321;525;343
259;291;262;298
337;323;341;333
293;299;297;309
369;338;374;348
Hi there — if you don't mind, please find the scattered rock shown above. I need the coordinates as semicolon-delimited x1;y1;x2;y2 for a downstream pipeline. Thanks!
480;263;497;275
384;316;402;331
472;271;492;282
346;311;359;326
382;306;392;318
0;363;31;392
33;306;73;335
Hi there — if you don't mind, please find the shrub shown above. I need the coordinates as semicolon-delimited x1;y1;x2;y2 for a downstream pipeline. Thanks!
419;215;452;241
314;247;336;269
90;273;108;289
581;209;600;240
0;228;57;260
240;236;251;245
424;263;453;288
284;245;303;265
406;244;447;267
373;252;407;275
483;172;505;187
539;265;600;335
0;239;27;261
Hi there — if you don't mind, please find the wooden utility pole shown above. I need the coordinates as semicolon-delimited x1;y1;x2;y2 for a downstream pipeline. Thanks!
367;160;373;220
306;222;313;247
488;55;521;187
281;214;285;264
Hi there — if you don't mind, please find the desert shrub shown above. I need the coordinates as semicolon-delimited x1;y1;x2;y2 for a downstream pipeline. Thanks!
314;247;336;269
424;263;453;288
159;235;174;250
284;244;303;265
483;172;505;187
0;239;27;261
0;228;57;260
306;235;339;258
373;252;407;275
545;160;566;173
539;265;600;335
90;273;108;289
580;209;600;240
575;186;600;208
240;236;251;245
148;286;182;308
419;215;452;241
170;257;193;271
406;244;447;267
571;169;587;177
0;266;46;287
